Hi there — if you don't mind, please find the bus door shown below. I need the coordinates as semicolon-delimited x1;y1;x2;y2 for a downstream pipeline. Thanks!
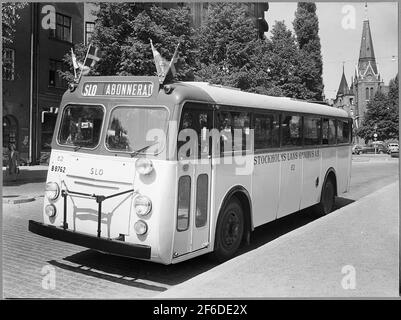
173;103;213;258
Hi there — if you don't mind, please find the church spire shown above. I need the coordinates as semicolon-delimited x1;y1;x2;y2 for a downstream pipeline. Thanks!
337;63;349;96
358;4;378;75
364;2;368;21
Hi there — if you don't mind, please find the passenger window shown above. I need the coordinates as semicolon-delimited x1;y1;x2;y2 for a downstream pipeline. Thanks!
322;118;336;145
304;116;321;145
337;120;344;143
337;119;351;144
254;113;280;150
217;110;250;154
281;114;302;146
178;103;213;160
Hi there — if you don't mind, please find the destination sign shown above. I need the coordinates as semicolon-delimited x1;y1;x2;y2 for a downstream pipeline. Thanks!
82;81;154;97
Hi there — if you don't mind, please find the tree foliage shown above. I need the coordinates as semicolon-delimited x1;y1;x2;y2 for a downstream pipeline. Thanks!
194;2;258;91
2;2;27;45
61;3;196;82
357;75;399;142
60;2;325;102
293;2;324;101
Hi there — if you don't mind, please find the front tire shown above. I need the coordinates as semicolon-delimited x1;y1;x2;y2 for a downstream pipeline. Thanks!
212;198;244;262
313;178;335;217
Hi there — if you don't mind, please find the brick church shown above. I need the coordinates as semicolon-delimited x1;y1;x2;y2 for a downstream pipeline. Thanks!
333;9;389;131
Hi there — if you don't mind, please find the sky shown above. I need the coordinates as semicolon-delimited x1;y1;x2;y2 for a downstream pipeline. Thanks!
265;2;398;100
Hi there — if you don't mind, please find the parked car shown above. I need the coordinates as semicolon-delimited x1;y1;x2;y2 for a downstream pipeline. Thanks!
352;144;363;155
387;143;399;154
360;144;388;154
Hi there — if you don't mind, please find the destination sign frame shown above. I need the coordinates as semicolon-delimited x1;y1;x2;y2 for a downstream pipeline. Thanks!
81;81;156;98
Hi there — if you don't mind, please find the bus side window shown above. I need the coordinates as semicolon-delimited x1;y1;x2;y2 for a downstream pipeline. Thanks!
304;116;321;146
337;120;344;143
329;119;336;144
338;119;351;144
217;111;233;156
322;118;329;145
178;103;213;160
178;110;194;159
254;113;280;150
217;110;250;155
281;114;302;146
232;111;250;153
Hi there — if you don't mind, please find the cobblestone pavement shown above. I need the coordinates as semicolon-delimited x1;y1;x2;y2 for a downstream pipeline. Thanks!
2;197;218;299
3;200;163;298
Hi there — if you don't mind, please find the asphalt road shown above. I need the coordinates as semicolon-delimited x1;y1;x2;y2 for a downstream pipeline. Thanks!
2;159;398;298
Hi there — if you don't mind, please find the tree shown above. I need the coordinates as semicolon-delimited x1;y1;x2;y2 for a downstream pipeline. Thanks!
250;20;312;99
194;2;259;90
2;2;27;45
61;3;196;82
293;2;324;101
357;77;399;143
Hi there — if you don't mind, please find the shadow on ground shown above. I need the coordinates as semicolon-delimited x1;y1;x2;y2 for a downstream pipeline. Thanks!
3;169;47;186
47;196;355;293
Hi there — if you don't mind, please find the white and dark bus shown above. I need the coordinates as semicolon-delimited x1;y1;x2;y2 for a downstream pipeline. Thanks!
29;76;352;264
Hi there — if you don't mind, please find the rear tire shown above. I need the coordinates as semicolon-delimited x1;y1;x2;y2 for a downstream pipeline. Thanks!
313;178;335;217
212;198;244;262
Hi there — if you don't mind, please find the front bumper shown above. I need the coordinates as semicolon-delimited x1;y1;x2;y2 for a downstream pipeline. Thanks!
28;220;151;259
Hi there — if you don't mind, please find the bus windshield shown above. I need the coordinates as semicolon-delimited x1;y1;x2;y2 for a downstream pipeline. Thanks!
58;104;104;148
105;106;168;154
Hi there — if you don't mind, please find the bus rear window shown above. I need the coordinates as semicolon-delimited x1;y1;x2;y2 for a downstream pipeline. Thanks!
58;105;104;148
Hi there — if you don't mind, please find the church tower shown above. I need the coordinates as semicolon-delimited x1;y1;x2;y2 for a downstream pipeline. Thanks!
333;64;354;113
352;4;385;126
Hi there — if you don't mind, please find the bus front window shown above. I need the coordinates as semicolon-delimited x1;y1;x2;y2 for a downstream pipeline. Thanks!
58;105;104;148
105;106;168;154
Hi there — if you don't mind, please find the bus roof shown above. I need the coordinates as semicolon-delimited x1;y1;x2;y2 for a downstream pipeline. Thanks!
177;82;350;118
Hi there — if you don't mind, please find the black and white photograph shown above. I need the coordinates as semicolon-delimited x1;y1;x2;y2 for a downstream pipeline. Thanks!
1;0;399;301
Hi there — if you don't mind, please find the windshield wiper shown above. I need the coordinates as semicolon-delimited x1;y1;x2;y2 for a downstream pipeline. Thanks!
73;145;82;152
129;142;158;158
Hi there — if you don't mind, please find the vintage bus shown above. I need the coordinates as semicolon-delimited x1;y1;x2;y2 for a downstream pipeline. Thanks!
29;76;352;264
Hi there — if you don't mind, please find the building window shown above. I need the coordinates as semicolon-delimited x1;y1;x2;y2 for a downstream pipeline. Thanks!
366;87;369;100
2;48;15;81
370;87;374;100
50;13;72;42
49;60;67;88
85;22;95;45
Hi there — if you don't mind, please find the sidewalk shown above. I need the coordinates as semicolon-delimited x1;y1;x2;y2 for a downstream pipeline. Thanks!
352;154;399;163
158;182;399;298
2;165;48;203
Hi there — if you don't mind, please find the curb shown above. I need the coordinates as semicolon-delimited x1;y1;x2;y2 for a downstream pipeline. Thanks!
3;196;37;204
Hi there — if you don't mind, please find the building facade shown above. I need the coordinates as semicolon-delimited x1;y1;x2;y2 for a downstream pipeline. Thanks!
2;3;84;164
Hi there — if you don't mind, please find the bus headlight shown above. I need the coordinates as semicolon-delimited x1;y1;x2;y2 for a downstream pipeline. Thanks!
134;195;152;216
134;220;148;235
135;158;153;175
45;182;60;201
45;204;57;217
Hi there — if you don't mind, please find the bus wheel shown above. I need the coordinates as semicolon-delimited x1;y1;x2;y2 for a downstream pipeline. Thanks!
213;198;244;262
314;178;335;217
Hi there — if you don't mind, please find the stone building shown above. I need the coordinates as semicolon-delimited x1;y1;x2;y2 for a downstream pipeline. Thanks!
2;3;84;164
